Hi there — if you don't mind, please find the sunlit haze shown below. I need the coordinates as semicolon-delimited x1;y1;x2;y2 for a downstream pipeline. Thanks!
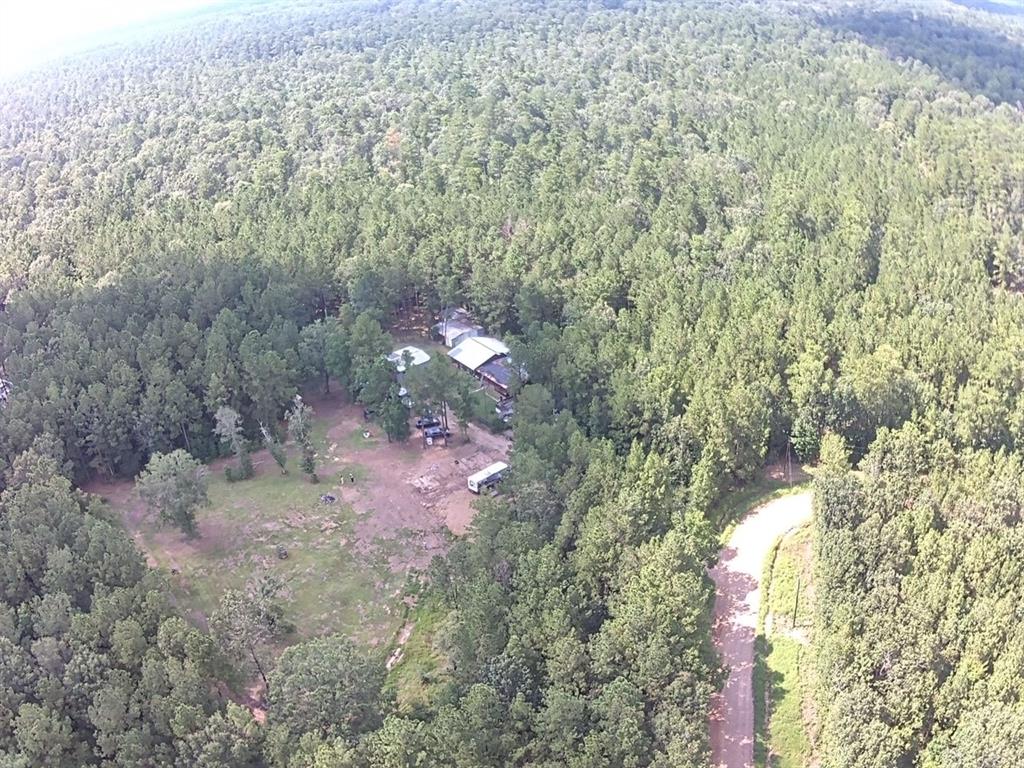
0;0;221;78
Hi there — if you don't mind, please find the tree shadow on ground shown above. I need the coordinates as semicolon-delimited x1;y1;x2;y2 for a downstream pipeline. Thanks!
819;8;1024;106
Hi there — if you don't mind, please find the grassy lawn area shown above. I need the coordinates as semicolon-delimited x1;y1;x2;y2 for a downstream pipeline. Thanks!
754;524;816;768
384;598;452;714
128;404;416;652
139;463;407;649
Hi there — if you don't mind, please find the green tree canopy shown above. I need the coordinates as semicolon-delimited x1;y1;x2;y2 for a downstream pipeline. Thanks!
136;449;209;538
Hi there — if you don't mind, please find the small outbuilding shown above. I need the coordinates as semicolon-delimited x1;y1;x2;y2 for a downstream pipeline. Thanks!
387;346;431;373
433;308;484;348
441;320;481;348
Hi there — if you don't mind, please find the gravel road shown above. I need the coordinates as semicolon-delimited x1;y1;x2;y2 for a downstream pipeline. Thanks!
708;491;813;768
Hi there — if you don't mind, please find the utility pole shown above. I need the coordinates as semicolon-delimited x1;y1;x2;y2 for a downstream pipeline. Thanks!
786;438;793;485
793;575;801;630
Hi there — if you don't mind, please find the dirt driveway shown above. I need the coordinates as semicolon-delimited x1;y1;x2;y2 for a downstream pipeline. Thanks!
708;491;813;768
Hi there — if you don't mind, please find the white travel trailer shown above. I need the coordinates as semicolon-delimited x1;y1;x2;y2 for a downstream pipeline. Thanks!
467;461;509;494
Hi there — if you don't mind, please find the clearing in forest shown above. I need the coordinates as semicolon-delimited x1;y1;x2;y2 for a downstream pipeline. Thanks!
87;391;511;650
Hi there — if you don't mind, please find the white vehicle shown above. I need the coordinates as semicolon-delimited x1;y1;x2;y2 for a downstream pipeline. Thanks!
467;461;509;494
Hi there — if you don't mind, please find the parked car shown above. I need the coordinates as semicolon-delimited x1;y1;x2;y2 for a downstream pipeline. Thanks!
495;399;515;424
415;414;440;429
423;425;451;440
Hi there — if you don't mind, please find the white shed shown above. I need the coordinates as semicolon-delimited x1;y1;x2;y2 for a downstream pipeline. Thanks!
433;308;484;348
387;346;431;373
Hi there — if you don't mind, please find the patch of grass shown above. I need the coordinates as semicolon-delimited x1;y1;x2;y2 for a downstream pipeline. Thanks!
758;538;784;629
339;422;422;461
345;425;383;450
130;408;409;653
309;408;333;450
767;526;813;630
385;599;452;715
761;637;811;768
756;524;816;767
468;387;507;433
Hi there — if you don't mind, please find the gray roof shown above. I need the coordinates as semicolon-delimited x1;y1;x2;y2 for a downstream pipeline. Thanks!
478;358;513;389
439;321;481;346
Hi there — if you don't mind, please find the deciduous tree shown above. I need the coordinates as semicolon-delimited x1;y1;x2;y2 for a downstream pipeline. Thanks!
137;450;209;538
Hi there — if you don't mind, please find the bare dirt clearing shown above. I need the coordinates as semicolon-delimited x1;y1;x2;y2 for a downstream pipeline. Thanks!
321;396;511;560
85;390;510;648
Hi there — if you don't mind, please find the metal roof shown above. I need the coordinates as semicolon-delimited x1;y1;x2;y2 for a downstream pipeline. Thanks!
478;357;513;389
432;307;476;329
473;336;510;356
448;337;505;372
441;321;481;347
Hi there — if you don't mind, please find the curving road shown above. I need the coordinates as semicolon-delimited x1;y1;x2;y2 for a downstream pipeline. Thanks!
708;491;813;768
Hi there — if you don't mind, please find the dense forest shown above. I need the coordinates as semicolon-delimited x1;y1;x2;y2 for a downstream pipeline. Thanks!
1;0;1023;765
815;429;1024;766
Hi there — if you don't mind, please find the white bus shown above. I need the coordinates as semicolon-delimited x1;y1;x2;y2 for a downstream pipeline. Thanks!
467;461;509;494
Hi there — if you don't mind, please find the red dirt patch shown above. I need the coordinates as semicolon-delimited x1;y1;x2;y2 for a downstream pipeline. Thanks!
323;399;510;569
85;392;511;579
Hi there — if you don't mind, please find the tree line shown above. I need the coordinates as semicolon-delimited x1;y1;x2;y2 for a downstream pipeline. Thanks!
814;429;1024;766
2;0;1024;765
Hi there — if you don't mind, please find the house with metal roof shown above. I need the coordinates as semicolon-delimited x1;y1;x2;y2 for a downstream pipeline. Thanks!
479;355;529;395
447;336;509;373
471;336;510;357
478;358;514;394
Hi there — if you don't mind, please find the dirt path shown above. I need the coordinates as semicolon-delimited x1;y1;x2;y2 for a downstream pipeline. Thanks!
709;491;813;768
